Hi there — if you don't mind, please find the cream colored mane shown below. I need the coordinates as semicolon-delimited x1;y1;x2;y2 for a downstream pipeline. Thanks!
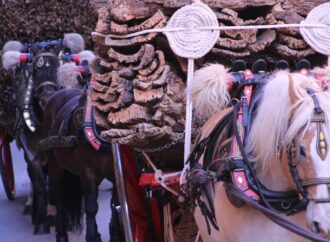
247;71;330;174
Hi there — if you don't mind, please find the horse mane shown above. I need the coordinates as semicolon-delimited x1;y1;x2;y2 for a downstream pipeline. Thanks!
248;70;330;174
187;64;230;121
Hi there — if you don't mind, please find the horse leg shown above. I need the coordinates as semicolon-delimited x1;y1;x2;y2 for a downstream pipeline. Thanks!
26;160;50;234
82;179;102;242
109;183;123;242
49;162;69;242
23;182;33;215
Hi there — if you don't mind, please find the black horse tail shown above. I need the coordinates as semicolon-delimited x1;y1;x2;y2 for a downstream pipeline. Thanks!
62;170;83;232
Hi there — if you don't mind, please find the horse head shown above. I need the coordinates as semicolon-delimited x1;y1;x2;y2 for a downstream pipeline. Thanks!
32;50;59;109
248;71;330;238
2;40;60;131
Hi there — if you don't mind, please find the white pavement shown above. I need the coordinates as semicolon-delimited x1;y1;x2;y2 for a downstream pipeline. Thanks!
0;143;112;242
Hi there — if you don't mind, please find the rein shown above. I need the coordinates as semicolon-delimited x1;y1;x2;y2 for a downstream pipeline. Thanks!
225;183;330;242
187;75;330;241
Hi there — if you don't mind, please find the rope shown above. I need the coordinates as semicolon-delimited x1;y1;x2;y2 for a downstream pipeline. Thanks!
142;152;181;197
93;23;326;40
164;1;219;59
195;231;201;242
300;2;330;57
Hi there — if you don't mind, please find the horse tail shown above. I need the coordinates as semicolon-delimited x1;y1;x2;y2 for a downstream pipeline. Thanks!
187;64;230;121
62;170;83;232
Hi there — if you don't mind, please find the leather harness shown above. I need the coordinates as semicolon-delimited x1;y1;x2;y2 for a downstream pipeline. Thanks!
186;72;330;241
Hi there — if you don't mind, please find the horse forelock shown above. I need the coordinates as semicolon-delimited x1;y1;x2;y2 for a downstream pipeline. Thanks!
57;63;82;89
247;71;330;175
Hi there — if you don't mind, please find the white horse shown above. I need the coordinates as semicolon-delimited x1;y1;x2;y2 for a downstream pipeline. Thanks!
188;64;330;242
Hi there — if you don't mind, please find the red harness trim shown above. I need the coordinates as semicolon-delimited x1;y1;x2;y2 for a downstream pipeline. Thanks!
83;92;101;150
139;172;180;191
231;70;259;200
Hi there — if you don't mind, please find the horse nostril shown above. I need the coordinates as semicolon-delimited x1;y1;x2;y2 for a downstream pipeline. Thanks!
313;221;328;237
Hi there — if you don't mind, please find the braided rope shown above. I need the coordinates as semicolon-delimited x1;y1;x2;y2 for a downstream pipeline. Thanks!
165;1;219;59
300;3;330;57
165;2;219;164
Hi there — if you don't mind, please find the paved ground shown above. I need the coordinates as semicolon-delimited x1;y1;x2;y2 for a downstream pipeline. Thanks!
0;143;112;242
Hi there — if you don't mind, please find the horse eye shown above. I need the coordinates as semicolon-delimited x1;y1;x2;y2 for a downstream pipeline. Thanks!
300;146;307;158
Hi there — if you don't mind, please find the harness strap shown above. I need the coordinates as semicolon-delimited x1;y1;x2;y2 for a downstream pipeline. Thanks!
39;135;79;150
233;104;308;215
35;81;58;93
301;178;330;187
225;183;330;242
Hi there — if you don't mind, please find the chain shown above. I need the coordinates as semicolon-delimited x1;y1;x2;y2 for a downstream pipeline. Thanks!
134;128;198;153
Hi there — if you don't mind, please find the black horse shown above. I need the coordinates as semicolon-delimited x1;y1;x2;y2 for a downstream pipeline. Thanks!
32;51;122;242
1;44;58;234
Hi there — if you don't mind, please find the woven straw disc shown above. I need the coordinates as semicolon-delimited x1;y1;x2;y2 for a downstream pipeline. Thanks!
300;2;330;56
165;1;219;59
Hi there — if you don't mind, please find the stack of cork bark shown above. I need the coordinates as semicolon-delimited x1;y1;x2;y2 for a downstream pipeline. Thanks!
91;0;327;149
91;7;187;149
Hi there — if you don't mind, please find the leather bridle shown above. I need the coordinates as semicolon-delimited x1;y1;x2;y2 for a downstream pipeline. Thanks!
33;52;59;93
286;88;330;204
35;81;58;94
186;83;330;241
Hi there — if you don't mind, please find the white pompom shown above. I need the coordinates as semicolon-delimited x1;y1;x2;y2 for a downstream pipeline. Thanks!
2;51;22;70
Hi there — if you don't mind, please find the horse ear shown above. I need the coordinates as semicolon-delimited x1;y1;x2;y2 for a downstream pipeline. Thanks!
288;74;300;105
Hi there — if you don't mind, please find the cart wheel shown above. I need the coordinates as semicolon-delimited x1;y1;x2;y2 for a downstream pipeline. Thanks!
0;139;15;200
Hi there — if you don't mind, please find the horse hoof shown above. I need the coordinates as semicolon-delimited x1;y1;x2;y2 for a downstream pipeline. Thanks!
34;223;50;234
56;235;69;242
86;233;102;242
23;205;32;215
